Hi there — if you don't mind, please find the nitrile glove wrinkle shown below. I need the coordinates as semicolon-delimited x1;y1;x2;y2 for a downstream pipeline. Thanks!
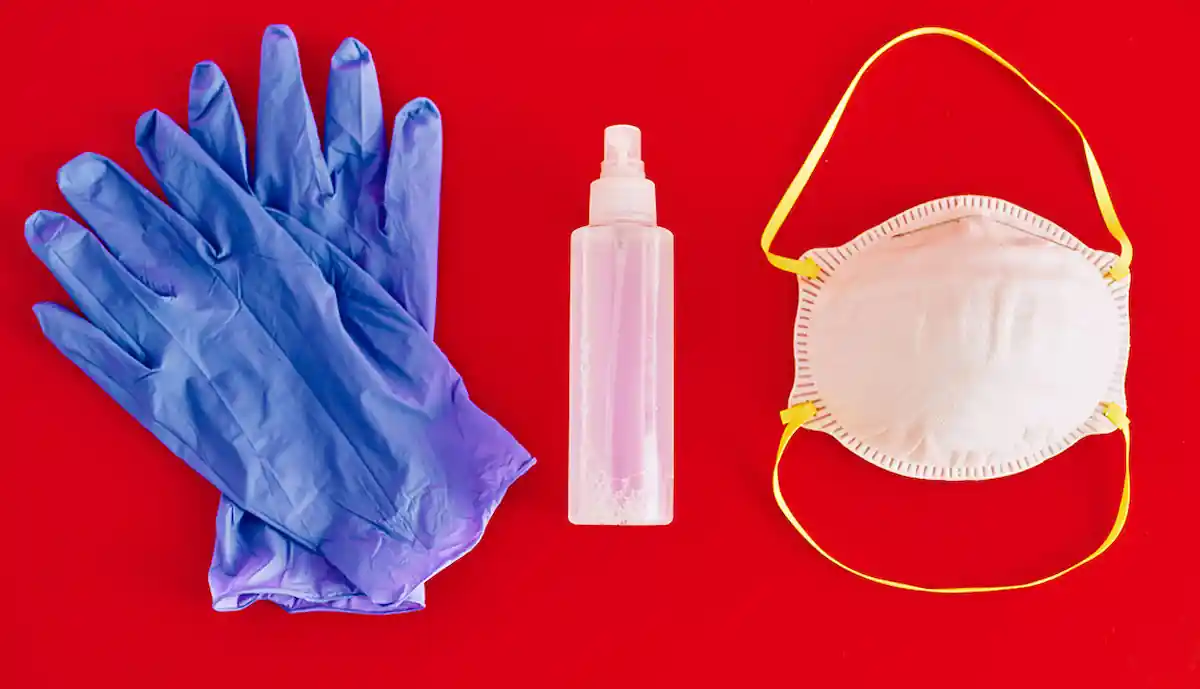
186;26;454;613
141;105;511;552
29;107;533;607
208;497;426;614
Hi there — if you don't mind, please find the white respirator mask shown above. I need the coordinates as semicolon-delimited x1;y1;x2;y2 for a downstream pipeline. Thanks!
761;28;1133;593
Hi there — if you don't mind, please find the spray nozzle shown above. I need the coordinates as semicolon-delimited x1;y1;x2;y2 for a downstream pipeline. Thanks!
601;124;646;178
589;124;656;225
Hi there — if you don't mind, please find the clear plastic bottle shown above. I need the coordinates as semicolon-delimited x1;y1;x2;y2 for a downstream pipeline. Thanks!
569;125;674;526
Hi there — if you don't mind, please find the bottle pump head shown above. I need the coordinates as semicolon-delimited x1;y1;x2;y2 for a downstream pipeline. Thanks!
589;125;657;226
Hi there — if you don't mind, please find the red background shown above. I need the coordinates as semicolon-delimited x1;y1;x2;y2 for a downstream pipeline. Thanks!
1;0;1197;686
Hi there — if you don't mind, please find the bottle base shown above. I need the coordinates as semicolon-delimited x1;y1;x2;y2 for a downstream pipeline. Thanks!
568;514;674;527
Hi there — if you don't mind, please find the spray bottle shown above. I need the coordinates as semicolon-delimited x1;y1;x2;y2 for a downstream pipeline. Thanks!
569;125;674;526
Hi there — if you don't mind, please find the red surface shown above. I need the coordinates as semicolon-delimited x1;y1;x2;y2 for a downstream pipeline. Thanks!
1;0;1197;686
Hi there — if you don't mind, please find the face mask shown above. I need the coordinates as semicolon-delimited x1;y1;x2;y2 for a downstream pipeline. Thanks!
761;27;1133;593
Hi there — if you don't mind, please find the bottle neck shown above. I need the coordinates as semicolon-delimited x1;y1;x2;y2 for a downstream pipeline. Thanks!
589;176;657;226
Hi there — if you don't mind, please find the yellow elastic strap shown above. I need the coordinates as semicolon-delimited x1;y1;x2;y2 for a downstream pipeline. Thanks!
760;26;1133;281
774;402;1131;592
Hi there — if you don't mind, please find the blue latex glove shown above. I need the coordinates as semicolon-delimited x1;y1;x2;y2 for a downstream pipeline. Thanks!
28;108;534;608
188;25;448;613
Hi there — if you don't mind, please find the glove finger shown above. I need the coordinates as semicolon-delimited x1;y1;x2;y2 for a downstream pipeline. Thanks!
188;61;251;191
58;152;220;284
34;300;151;385
25;209;168;365
140;107;346;358
254;24;333;218
325;37;386;239
138;109;293;264
381;98;443;334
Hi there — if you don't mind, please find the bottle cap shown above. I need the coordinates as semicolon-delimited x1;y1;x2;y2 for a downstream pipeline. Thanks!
589;125;656;225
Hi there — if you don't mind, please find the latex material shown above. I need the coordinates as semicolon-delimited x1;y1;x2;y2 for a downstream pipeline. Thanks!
188;26;451;613
759;28;1133;590
28;107;534;609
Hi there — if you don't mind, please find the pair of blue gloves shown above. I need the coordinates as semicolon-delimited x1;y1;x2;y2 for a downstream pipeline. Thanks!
29;25;534;614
